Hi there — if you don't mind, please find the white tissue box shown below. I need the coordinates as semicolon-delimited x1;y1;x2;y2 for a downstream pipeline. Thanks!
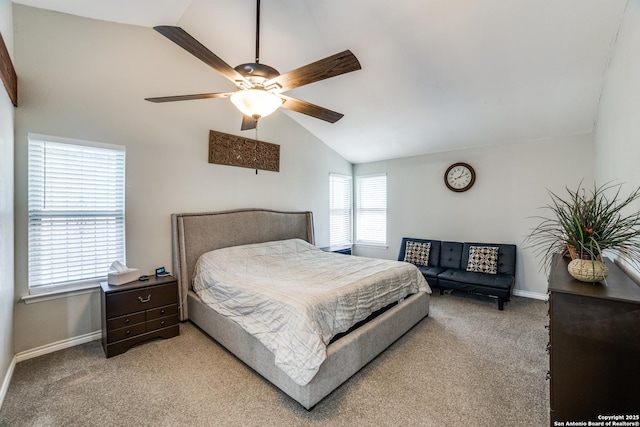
107;269;140;286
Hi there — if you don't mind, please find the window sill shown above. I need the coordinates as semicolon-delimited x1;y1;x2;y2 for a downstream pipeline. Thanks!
355;243;389;249
22;282;102;304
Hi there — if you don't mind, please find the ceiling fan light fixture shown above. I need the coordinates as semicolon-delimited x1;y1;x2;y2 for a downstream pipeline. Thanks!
230;89;283;119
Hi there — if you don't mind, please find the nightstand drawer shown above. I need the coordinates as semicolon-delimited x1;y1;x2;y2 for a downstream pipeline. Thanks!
147;314;179;331
108;323;146;343
147;304;178;321
106;311;145;331
106;283;177;318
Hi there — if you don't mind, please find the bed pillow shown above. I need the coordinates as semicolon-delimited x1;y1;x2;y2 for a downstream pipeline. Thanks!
404;241;431;267
466;246;499;274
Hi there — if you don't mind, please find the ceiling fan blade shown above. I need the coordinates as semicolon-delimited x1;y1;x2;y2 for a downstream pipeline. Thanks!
145;92;233;103
266;50;361;93
241;115;258;131
279;95;344;123
154;26;248;85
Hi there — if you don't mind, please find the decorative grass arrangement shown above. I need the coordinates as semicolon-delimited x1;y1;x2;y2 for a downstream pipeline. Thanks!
525;181;640;273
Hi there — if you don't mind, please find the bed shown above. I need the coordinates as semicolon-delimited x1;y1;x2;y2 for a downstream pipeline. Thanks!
171;208;430;409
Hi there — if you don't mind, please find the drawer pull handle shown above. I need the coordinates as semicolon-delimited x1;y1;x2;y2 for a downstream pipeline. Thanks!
160;320;165;326
125;318;130;324
138;295;151;303
125;330;131;336
160;310;165;315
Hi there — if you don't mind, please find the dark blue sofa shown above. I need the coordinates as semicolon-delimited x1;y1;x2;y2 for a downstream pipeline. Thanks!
398;237;517;310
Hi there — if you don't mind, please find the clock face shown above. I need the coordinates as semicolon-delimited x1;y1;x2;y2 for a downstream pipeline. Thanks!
445;162;476;192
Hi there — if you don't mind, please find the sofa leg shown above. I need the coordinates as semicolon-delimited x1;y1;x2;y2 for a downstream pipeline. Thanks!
498;298;504;311
439;289;444;296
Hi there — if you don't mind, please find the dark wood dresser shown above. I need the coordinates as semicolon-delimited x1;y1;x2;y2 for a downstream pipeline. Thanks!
100;275;179;358
548;255;640;425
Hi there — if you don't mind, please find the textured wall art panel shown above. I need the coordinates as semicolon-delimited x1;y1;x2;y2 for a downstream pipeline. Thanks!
209;130;280;172
0;31;17;106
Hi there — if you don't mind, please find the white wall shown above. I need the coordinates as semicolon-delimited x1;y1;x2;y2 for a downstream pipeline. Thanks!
0;0;15;404
594;0;640;282
353;134;594;298
12;6;351;353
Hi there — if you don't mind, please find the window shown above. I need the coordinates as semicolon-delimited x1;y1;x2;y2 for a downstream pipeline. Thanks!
355;173;387;246
28;134;126;292
329;173;352;246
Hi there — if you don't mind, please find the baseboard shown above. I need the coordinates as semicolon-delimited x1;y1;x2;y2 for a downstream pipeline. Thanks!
0;355;17;410
15;330;102;363
513;289;548;301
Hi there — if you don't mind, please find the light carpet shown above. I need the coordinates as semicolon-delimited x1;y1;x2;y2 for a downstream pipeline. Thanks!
0;292;549;426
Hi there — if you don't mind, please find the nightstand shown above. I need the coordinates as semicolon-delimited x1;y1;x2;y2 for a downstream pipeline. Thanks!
100;275;179;358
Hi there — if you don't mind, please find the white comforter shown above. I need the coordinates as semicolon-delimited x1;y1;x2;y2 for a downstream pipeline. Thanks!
192;239;430;386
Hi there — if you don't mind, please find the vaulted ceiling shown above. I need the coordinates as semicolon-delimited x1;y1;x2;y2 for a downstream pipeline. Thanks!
11;0;628;163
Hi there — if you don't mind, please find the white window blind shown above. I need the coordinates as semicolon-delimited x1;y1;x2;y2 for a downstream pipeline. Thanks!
355;173;387;246
329;173;352;246
28;134;126;291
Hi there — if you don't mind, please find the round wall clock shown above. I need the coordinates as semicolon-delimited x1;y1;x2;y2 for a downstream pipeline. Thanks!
444;162;476;192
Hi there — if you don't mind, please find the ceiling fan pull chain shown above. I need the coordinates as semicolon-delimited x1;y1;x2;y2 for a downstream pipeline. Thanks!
255;124;259;175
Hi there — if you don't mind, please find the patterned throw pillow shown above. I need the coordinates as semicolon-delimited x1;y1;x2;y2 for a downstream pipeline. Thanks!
404;241;431;266
466;246;499;274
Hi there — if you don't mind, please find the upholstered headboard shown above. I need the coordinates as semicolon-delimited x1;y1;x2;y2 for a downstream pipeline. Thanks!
171;208;314;320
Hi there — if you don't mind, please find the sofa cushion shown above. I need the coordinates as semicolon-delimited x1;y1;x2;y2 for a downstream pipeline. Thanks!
398;238;441;266
416;265;447;279
437;269;514;290
466;245;499;274
440;241;463;269
404;241;431;266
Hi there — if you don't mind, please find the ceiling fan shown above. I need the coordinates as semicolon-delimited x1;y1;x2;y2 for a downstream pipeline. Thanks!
145;0;362;131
